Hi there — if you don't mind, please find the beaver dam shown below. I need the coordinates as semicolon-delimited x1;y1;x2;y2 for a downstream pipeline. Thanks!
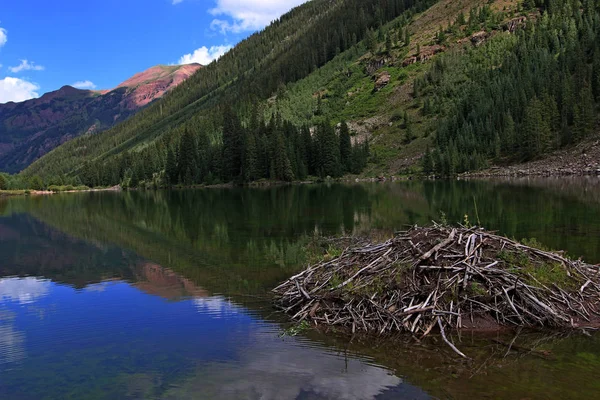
273;225;600;358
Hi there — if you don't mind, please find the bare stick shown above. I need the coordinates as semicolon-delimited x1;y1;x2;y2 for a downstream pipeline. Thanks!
438;317;469;359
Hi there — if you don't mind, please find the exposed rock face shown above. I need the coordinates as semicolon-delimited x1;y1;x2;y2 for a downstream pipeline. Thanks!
505;16;527;33
114;64;201;108
365;57;391;75
402;56;418;67
374;71;391;91
401;45;445;67
0;64;201;173
470;31;490;47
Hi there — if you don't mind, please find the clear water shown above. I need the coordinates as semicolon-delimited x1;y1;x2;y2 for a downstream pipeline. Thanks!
1;178;600;399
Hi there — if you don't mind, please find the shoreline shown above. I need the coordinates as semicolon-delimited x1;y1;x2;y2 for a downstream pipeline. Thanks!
0;185;122;198
3;166;600;199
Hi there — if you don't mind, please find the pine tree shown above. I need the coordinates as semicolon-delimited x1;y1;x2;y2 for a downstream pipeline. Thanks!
178;128;197;185
503;113;516;154
318;122;341;177
196;131;210;183
573;84;595;141
29;175;44;190
437;26;447;45
422;146;434;175
339;121;352;173
404;113;414;144
0;174;7;190
385;33;393;54
243;132;259;182
365;28;377;53
221;107;243;182
165;146;178;185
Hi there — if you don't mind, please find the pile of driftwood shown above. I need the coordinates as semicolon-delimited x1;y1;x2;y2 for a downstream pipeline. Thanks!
273;225;600;358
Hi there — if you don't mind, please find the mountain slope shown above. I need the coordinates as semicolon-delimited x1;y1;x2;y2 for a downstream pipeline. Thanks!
0;63;200;173
22;0;437;183
22;0;599;186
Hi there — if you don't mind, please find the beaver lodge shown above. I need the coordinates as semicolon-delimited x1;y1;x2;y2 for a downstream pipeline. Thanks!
273;225;600;358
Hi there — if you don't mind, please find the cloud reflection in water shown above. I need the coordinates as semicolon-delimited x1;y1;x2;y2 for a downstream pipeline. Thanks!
0;277;51;305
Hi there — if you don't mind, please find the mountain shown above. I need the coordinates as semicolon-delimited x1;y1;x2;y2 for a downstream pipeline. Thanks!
20;0;600;185
0;63;201;173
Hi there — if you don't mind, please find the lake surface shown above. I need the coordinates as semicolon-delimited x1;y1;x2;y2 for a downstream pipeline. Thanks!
1;178;600;399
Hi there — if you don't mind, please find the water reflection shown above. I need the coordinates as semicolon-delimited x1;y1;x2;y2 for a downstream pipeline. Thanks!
193;296;244;319
0;277;51;305
134;262;209;300
0;275;419;399
0;180;600;399
0;310;25;366
161;333;411;400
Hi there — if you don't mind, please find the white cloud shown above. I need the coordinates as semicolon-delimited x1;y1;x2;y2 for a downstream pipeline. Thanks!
72;80;97;90
161;323;407;399
178;45;231;65
8;59;45;73
209;0;306;34
0;77;40;103
0;277;51;304
0;27;7;47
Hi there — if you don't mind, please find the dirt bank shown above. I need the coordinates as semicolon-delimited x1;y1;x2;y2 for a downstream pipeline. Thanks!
464;136;600;177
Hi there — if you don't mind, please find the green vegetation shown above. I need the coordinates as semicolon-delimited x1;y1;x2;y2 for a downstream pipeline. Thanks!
47;185;89;192
0;171;90;193
279;321;312;337
16;0;600;183
0;173;6;190
22;0;437;186
498;248;575;289
422;0;600;174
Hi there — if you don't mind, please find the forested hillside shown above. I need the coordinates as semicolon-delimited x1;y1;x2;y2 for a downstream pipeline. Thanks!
22;0;434;187
17;0;600;188
422;0;600;175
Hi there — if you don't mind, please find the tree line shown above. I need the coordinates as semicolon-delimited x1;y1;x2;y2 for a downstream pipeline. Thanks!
76;112;368;188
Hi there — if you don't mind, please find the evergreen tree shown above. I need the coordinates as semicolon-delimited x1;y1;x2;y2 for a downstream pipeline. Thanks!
221;107;243;182
0;174;8;190
573;84;595;141
365;28;377;53
422;146;434;175
29;175;44;190
339;121;352;173
165;146;178;185
319;122;342;177
243;132;259;182
404;113;414;144
178;128;197;185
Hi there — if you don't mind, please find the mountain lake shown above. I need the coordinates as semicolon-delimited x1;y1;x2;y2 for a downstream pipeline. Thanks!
1;178;600;399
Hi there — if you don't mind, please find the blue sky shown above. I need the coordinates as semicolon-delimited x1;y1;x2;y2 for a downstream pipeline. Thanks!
0;0;306;103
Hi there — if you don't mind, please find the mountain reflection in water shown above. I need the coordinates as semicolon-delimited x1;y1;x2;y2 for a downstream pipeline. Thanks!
0;180;600;399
